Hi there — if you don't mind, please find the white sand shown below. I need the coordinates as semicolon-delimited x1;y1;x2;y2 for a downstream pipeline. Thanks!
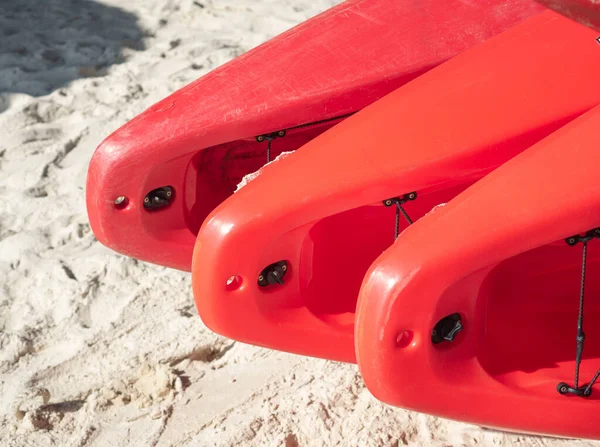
1;0;599;445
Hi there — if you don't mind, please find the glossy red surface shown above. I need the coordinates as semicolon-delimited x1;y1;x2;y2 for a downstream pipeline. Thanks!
356;104;600;439
86;0;542;270
192;12;600;362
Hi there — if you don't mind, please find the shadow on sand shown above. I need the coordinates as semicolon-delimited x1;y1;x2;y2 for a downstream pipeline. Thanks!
0;0;146;97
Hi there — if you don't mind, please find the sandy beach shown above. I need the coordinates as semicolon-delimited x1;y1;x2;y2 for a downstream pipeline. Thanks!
1;0;599;445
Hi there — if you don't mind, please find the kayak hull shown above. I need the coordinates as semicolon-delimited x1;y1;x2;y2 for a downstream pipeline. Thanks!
86;0;542;271
355;104;600;439
192;12;600;362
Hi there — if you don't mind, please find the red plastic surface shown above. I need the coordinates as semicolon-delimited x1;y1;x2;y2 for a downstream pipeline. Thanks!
355;104;600;439
86;0;542;271
537;0;600;30
191;12;600;363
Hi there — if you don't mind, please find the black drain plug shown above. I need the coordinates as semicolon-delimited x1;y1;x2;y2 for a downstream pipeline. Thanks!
144;186;174;210
432;313;463;344
258;261;288;287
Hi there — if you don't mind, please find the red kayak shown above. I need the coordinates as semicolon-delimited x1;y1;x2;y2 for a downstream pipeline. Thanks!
355;104;600;439
191;12;600;362
86;0;541;271
537;0;600;30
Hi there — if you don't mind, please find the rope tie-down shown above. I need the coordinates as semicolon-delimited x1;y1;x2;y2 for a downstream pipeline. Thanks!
383;192;417;240
255;113;357;164
558;227;600;397
256;130;286;164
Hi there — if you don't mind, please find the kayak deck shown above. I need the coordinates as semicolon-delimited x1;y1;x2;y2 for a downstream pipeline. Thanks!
86;0;541;271
192;11;600;363
481;243;600;391
355;104;600;438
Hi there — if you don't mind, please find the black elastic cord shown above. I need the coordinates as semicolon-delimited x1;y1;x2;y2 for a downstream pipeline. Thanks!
384;194;417;241
574;241;588;389
395;203;413;240
257;112;354;165
394;205;400;240
584;368;600;395
558;228;600;397
398;203;413;225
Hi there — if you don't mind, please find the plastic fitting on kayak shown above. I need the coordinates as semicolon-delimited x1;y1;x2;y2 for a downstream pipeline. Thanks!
258;261;288;287
143;186;173;210
432;313;463;344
